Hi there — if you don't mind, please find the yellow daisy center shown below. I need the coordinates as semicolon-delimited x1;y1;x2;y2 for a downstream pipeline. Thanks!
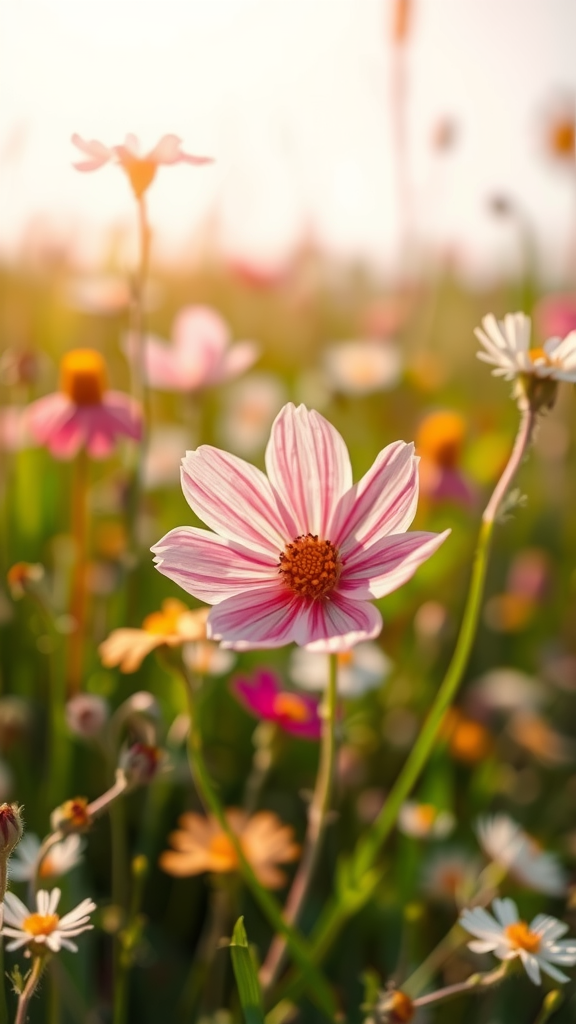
550;121;575;158
273;692;311;723
278;534;341;600
414;804;437;829
60;349;108;405
23;913;60;937
337;651;354;667
505;921;541;953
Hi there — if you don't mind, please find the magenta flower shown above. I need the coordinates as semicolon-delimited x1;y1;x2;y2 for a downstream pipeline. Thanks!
71;133;212;198
126;306;258;392
232;669;322;740
27;348;142;459
152;404;449;652
535;294;576;340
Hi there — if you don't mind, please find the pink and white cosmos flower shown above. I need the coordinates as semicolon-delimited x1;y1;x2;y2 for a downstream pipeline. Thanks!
152;404;449;652
72;133;212;198
127;306;258;392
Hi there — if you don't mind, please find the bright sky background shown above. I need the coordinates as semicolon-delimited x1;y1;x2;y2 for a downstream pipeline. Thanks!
1;0;575;282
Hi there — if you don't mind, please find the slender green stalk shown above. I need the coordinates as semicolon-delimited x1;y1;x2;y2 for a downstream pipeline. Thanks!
0;940;7;1024
67;449;89;695
15;956;44;1024
180;668;338;1020
260;654;338;992
412;961;509;1008
270;403;536;1007
402;921;465;997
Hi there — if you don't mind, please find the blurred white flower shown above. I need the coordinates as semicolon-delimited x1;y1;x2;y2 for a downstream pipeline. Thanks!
322;339;402;396
421;847;481;904
218;373;287;456
398;801;455;839
475;312;576;383
477;814;568;896
182;641;236;677
9;833;85;883
143;426;190;490
289;642;392;696
461;897;576;985
469;668;545;713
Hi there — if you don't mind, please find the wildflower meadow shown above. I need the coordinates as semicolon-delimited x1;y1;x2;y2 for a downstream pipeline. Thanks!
1;2;576;1023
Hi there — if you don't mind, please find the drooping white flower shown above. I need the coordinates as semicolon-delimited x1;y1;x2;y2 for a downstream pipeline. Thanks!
475;312;576;383
476;814;568;896
8;834;85;883
1;888;95;954
460;896;576;985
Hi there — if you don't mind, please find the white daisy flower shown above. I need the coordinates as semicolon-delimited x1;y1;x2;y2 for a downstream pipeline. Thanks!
8;833;85;883
476;815;568;896
322;339;402;396
289;642;392;697
398;801;455;840
1;888;96;954
421;847;481;904
460;896;576;985
475;312;576;383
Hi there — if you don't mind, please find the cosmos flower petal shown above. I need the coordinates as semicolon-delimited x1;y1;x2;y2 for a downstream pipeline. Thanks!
180;447;288;556
220;341;260;382
331;440;419;552
207;585;304;650
265;403;353;538
71;133;113;171
152;527;278;604
340;530;450;599
296;593;383;652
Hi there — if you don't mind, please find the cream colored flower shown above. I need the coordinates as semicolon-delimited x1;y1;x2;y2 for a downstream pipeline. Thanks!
398;801;454;839
99;600;208;673
323;339;402;396
8;833;85;883
159;809;300;889
477;815;567;896
1;888;95;955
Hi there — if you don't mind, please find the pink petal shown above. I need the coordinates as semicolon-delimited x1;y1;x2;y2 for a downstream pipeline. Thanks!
174;306;230;384
331;441;419;555
71;133;113;171
295;593;383;652
121;133;140;156
27;395;84;458
152;526;278;603
128;333;185;390
181;447;288;557
146;134;185;164
100;392;143;441
219;341;260;383
233;670;280;718
207;585;303;650
340;530;450;600
265;404;353;539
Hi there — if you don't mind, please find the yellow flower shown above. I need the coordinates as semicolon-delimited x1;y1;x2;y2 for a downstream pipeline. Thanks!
159;809;300;889
98;601;208;673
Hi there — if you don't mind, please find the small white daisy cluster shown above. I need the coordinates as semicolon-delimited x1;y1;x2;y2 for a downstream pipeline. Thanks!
2;888;95;955
475;312;576;384
461;897;576;985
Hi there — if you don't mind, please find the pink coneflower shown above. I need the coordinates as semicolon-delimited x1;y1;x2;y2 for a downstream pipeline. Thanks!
152;403;449;652
232;668;322;740
27;349;142;459
127;306;258;392
416;410;475;507
72;133;212;198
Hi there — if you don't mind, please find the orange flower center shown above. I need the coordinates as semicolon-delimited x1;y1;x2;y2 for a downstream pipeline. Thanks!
505;921;541;953
550;121;575;158
414;804;437;829
60;349;107;405
417;411;466;468
337;651;354;667
388;990;415;1022
23;913;60;937
142;599;188;636
278;534;341;600
208;833;240;870
273;692;311;723
528;347;553;368
121;157;157;199
58;797;91;831
450;719;491;764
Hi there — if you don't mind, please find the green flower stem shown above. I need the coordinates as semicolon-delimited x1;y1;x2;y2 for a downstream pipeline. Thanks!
270;403;536;1008
15;956;44;1024
260;654;338;993
412;961;510;1009
67;448;89;696
402;922;466;997
180;668;338;1021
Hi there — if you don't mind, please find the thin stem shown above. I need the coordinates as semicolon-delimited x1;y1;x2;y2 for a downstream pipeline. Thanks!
15;956;44;1024
67;449;89;695
269;403;536;1008
412;962;509;1008
260;654;338;992
0;936;7;1024
180;667;337;1020
403;922;466;997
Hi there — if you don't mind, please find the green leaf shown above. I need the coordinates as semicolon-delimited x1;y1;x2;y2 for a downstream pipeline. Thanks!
230;917;265;1024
